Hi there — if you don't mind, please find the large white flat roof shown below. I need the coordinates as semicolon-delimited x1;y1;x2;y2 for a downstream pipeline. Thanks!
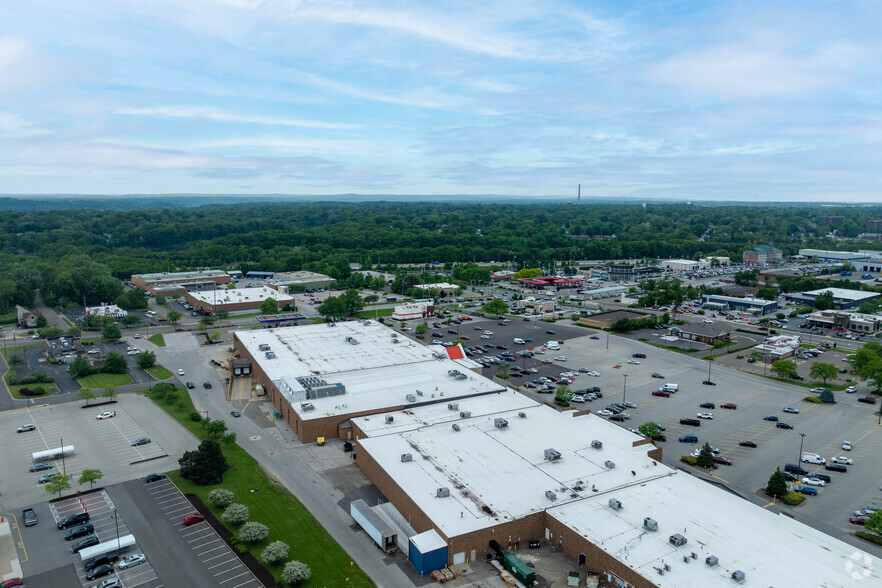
357;401;668;538
804;288;879;301
190;287;295;305
236;322;503;421
135;270;227;281
549;473;881;587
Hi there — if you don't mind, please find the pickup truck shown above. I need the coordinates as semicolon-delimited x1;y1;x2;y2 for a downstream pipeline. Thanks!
22;508;37;527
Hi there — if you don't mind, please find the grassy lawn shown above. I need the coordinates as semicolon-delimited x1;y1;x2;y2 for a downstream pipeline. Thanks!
9;383;59;399
145;365;173;380
149;389;374;587
0;310;17;325
78;373;133;388
147;333;166;347
356;308;395;319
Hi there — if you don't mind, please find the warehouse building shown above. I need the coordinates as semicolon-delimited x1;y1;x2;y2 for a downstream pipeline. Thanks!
701;294;777;315
797;248;870;262
351;394;880;586
786;287;880;310
414;283;460;296
131;270;230;295
232;321;502;443
268;271;335;293
186;287;295;316
660;259;700;272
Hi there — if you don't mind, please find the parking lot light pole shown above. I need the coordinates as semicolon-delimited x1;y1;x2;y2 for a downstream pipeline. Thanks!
623;374;627;406
113;508;121;554
798;433;806;467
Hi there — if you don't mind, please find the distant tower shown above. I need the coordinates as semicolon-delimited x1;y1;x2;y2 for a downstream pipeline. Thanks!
578;184;581;204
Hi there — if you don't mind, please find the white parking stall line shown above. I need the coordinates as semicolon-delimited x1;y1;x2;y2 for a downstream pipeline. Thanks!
150;490;180;501
208;558;240;571
218;570;253;583
202;552;235;563
231;579;260;588
186;531;218;543
194;545;228;557
164;505;195;516
160;501;191;511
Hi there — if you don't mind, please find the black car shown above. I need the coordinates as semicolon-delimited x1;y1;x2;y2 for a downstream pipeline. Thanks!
545;330;556;334
632;353;646;358
747;357;756;363
679;418;701;426
825;463;847;472
431;332;443;337
85;553;118;571
776;422;793;429
651;434;666;442
70;535;100;553
739;440;757;448
702;380;716;386
58;512;90;529
699;402;715;409
589;335;599;340
85;563;115;581
782;471;798;482
64;523;95;540
447;329;457;334
609;414;627;422
858;396;878;404
145;473;167;483
29;463;53;472
203;382;212;389
131;437;151;446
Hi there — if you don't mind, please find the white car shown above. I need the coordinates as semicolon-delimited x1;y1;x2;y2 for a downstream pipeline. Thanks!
800;477;825;487
845;386;857;393
554;356;567;362
119;553;147;569
177;368;186;376
702;319;714;323
842;441;852;451
596;409;613;417
484;331;494;335
481;334;490;339
832;456;853;465
627;359;639;364
133;333;141;338
127;349;140;355
782;406;799;414
587;370;600;377
87;348;99;354
571;395;585;403
96;411;116;420
697;412;713;419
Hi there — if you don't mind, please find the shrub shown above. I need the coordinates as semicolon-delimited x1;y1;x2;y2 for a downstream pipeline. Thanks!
239;521;270;544
780;491;805;506
803;396;824;404
235;544;249;554
679;455;698;465
32;386;46;396
282;560;311;586
819;389;836;403
261;541;290;565
190;412;203;422
221;503;249;525
208;488;234;508
856;531;882;545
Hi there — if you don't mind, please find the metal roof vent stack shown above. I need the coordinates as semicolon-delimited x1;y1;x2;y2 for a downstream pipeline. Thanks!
406;394;416;403
385;415;394;424
731;570;745;583
669;533;687;547
416;389;423;396
591;440;603;450
401;453;412;462
459;411;471;418
544;448;561;462
604;460;615;469
494;418;508;429
608;498;622;510
300;402;314;412
705;556;718;567
545;491;557;501
452;423;461;432
436;487;450;498
643;518;658;532
518;412;527;418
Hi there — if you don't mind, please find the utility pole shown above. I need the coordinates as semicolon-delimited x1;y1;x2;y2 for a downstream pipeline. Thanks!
798;433;806;467
623;374;628;406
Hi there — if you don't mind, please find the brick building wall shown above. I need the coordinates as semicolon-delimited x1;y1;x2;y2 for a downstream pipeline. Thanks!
132;274;230;295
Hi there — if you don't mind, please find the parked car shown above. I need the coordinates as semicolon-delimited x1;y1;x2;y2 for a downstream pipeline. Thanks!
776;422;793;429
721;403;737;409
845;385;857;393
627;359;640;365
831;455;853;465
39;472;61;484
17;424;35;433
652;390;670;397
702;380;716;386
842;440;852;451
699;402;715;409
800;477;826;487
697;412;713;419
183;513;205;526
782;406;799;414
70;535;101;553
713;455;732;466
64;523;95;540
131;437;151;447
858;396;878;404
29;462;53;472
651;372;664;378
850;515;871;525
763;415;779;421
145;473;167;483
119;553;147;570
96;411;116;420
739;440;757;448
793;485;818;496
85;563;115;580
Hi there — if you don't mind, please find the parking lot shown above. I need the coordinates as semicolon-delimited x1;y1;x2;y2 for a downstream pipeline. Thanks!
0;396;194;511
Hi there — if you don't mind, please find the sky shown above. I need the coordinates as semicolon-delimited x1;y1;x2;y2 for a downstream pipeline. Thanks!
2;1;882;201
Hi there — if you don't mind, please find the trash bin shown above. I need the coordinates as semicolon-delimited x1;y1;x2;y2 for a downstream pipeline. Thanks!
273;410;280;419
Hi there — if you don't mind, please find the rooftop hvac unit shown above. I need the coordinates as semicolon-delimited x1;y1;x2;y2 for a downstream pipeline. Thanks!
459;411;471;418
401;453;413;462
705;556;719;567
731;571;745;583
591;440;603;450
452;424;461;432
518;412;527;418
258;343;270;351
265;351;276;359
682;556;689;564
655;567;665;576
544;448;561;462
494;418;508;429
545;491;557;501
604;460;616;469
391;339;399;344
643;518;658;532
448;403;459;411
406;394;417;403
349;338;359;345
436;487;450;498
300;402;314;412
608;498;622;510
385;415;394;424
669;533;688;547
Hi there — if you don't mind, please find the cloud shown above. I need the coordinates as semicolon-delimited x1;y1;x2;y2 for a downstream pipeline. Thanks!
117;105;360;129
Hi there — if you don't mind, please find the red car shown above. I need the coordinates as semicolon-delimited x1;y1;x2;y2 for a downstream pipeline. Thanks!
652;390;670;397
459;336;469;340
721;403;737;410
0;579;23;588
183;514;205;526
713;455;733;466
850;515;870;526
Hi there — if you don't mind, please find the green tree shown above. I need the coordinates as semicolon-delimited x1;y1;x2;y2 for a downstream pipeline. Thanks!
120;314;141;326
102;387;118;401
513;268;542;279
259;297;279;314
240;521;270;544
209;331;221;342
44;474;71;498
482;299;508;318
771;359;798;380
414;323;428;336
819;388;835;403
67;326;81;337
809;362;837;384
221;503;249;526
696;442;715;469
179;439;230;485
35;314;49;328
865;509;882;537
116;287;148;310
77;388;96;405
78;468;104;490
340;289;365;316
766;468;788;498
155;295;166;305
637;422;661;439
555;384;573;403
316;296;347;321
198;316;215;331
204;419;229;438
69;357;95;378
208;488;234;508
8;354;24;367
167;310;182;325
261;541;290;565
755;287;778;300
102;352;128;374
215;310;229;319
813;290;835;310
136;350;157;369
102;324;121;341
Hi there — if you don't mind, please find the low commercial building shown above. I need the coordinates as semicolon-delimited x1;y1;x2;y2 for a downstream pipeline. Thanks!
392;302;434;321
667;323;731;345
742;245;782;264
806;310;882;333
131;270;230;296
700;256;730;266
789;287;880;310
660;259;700;271
85;303;128;318
852;255;882;272
516;276;587;289
185;287;296;316
232;321;502;443
490;270;516;281
414;283;460;296
752;342;795;360
351;394;880;585
515;297;555;315
608;265;663;282
797;248;870;262
268;271;335;294
578;309;652;329
701;294;777;315
578;286;628;300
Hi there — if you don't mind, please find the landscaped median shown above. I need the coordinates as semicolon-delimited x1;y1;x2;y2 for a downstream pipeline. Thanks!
147;333;165;347
78;373;133;388
144;364;173;380
145;384;374;587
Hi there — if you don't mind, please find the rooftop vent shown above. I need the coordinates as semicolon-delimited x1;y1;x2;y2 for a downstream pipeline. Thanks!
416;389;424;397
452;424;461;432
448;403;459;411
264;351;276;359
545;490;557;501
406;394;417;403
459;411;471;419
385;415;394;424
517;412;527;418
494;418;508;429
391;339;399;344
436;487;450;498
705;556;718;568
643;518;658;532
258;343;271;351
608;498;622;510
731;570;745;583
544;448;561;462
604;460;616;469
591;440;603;450
300;402;314;412
669;533;687;547
401;453;412;463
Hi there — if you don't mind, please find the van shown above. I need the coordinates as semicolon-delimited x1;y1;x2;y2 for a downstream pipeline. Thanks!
801;453;826;465
513;338;525;345
784;463;809;476
546;341;560;350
